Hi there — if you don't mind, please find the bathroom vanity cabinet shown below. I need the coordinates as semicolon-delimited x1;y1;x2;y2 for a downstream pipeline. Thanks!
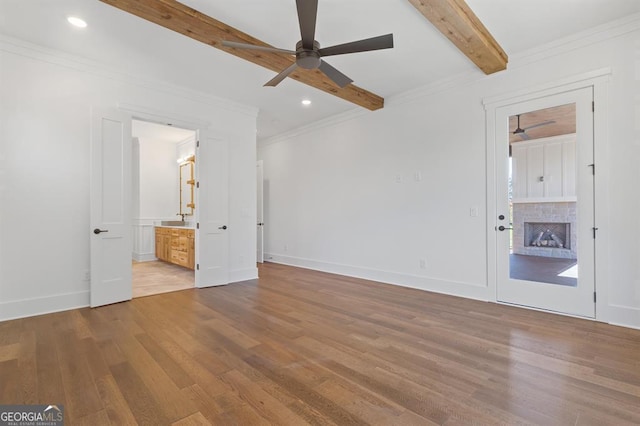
155;227;195;270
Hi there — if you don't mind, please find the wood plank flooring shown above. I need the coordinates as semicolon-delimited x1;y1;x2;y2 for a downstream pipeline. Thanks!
132;261;194;298
1;262;640;425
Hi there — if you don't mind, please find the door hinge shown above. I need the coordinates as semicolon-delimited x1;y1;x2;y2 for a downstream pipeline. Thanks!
592;227;599;238
196;140;200;148
592;101;595;112
588;164;595;175
197;264;200;270
594;292;597;303
197;222;200;229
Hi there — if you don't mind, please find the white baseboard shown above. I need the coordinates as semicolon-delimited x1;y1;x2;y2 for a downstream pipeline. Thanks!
265;253;490;302
229;267;259;283
0;291;90;323
607;304;640;330
133;253;157;262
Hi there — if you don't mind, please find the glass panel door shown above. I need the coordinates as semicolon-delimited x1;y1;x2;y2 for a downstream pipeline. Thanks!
496;87;595;317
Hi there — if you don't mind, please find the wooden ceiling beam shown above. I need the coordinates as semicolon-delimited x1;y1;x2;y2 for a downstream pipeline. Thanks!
99;0;385;110
408;0;507;74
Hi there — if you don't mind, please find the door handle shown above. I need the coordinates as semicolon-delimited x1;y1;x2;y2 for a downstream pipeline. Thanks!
218;225;227;230
93;228;109;234
497;226;513;231
257;222;264;226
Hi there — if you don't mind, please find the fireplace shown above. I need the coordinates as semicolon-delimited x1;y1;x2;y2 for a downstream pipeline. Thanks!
512;202;577;260
525;222;570;249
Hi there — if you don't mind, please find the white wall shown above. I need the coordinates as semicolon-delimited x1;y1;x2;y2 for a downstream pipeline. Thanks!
0;38;258;321
258;18;640;328
132;135;186;262
138;138;180;219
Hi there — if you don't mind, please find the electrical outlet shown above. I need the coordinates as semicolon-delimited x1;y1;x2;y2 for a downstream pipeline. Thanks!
419;259;427;269
82;270;90;281
470;206;479;217
414;171;422;182
284;244;288;252
395;174;402;183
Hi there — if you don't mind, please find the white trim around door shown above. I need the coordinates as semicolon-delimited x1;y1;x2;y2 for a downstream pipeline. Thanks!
484;69;611;321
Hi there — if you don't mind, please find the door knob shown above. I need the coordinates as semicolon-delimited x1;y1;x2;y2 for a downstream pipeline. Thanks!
93;228;109;234
498;225;513;231
218;225;227;230
257;222;264;226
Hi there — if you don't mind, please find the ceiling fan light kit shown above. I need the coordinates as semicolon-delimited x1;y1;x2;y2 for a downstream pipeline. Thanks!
221;0;394;89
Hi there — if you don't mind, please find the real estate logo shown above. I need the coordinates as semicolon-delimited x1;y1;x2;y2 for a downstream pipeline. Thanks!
0;405;63;426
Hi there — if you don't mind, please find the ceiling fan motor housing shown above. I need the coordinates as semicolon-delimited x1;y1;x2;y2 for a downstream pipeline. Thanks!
296;40;321;69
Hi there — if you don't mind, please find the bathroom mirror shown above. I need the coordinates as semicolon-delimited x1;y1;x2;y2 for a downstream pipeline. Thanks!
179;156;195;216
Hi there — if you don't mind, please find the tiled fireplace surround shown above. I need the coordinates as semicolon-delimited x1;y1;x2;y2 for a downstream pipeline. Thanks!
512;202;577;260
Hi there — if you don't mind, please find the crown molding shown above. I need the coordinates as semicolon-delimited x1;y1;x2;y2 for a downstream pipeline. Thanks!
258;108;369;148
508;12;640;69
386;69;482;108
389;12;640;109
0;34;259;119
482;68;611;108
261;11;640;145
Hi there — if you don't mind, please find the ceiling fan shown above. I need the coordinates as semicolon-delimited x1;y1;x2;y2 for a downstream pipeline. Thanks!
222;0;394;88
513;114;556;140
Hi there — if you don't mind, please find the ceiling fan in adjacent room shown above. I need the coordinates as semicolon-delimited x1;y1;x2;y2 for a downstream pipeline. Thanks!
512;114;556;140
222;0;394;88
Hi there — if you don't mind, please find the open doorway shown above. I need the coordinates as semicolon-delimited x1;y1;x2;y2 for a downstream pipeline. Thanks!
131;119;197;298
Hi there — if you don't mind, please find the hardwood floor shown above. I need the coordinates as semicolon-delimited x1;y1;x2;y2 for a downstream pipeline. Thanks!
132;260;194;298
1;263;640;425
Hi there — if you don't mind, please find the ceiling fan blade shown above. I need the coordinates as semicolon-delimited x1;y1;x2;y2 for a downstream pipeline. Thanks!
264;63;298;87
296;0;318;49
523;120;556;131
222;40;295;55
318;60;353;88
318;33;394;57
519;132;531;141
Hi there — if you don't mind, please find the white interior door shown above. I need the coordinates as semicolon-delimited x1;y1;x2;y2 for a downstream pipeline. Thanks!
495;87;595;317
195;131;229;287
256;160;264;263
90;108;133;307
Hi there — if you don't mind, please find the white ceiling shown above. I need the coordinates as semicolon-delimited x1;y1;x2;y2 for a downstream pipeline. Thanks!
2;1;639;140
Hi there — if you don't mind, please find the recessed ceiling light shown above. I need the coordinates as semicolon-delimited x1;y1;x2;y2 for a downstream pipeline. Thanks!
301;99;312;106
67;16;87;28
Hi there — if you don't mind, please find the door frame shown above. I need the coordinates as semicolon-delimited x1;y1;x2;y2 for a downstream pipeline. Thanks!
256;160;264;264
97;103;228;296
483;69;611;321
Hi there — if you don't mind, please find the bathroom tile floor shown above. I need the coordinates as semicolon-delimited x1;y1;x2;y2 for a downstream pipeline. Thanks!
132;260;194;298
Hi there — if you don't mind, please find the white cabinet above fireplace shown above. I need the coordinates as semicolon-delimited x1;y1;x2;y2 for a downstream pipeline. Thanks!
511;134;576;203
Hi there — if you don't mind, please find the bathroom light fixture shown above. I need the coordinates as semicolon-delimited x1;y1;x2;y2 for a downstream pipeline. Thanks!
67;16;87;28
301;99;312;106
177;154;195;164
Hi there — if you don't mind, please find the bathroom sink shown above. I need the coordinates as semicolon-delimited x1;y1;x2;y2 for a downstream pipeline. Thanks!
161;220;187;226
